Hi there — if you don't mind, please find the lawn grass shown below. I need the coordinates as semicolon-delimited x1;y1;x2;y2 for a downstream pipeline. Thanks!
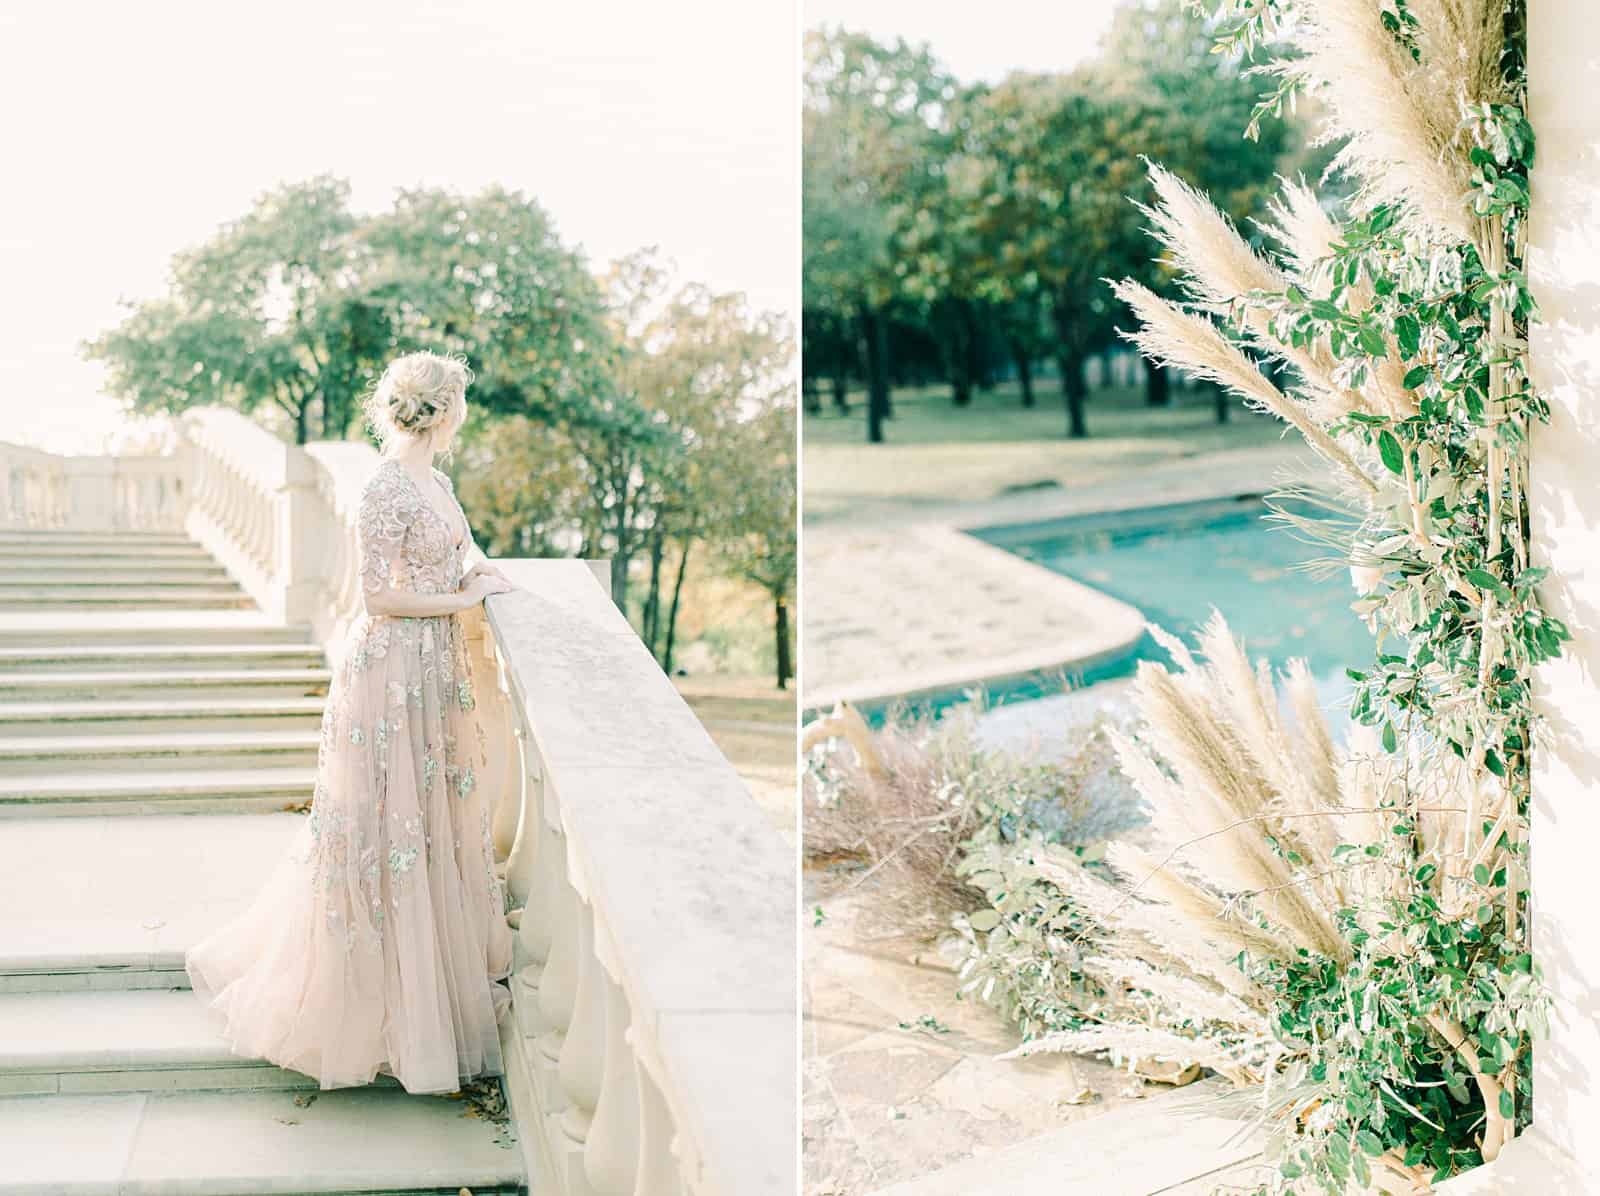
676;674;796;838
803;374;1291;522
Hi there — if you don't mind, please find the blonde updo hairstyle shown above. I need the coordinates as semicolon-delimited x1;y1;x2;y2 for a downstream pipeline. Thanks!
364;350;474;455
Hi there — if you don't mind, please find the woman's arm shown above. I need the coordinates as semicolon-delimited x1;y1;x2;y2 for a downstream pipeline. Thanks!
358;467;506;617
362;578;484;619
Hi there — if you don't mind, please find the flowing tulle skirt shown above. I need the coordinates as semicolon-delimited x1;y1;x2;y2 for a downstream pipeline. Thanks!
186;611;513;1094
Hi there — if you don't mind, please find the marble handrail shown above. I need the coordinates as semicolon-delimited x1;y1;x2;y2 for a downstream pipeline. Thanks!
482;562;796;1196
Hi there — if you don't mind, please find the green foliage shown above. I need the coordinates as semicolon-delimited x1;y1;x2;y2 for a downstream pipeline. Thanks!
945;719;1148;1037
453;250;795;684
1183;1;1561;1189
955;838;1104;1039
803;3;1301;438
86;183;794;683
363;185;616;436
85;177;380;443
85;178;615;446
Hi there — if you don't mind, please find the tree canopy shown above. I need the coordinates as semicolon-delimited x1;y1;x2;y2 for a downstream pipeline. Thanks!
86;183;796;686
802;0;1304;439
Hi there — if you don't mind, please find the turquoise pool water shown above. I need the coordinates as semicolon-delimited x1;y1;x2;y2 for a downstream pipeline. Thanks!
864;495;1374;723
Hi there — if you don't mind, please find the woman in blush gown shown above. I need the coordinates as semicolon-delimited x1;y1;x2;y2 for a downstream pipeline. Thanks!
185;350;517;1094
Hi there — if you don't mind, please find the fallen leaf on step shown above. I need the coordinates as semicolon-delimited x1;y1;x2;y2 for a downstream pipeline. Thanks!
141;919;166;930
1055;1083;1099;1108
292;1093;318;1108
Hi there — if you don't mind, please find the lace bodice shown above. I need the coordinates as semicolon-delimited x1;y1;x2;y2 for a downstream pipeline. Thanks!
357;458;470;599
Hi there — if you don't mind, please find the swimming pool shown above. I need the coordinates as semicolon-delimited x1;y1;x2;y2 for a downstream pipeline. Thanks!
866;494;1374;723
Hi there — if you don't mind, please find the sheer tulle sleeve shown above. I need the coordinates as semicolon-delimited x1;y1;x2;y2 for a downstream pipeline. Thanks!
358;466;412;602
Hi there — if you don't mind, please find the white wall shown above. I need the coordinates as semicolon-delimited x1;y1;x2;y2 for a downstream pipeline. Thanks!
1522;0;1600;1173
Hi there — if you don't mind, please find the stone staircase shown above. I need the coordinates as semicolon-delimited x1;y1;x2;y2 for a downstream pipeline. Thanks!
0;529;525;1194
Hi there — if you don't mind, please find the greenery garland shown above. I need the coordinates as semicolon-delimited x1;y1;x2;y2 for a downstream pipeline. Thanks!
1200;1;1561;1188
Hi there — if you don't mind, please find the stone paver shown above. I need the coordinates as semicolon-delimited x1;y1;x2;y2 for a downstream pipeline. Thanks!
866;1090;1264;1196
801;442;1321;713
801;523;1145;712
804;881;1180;1196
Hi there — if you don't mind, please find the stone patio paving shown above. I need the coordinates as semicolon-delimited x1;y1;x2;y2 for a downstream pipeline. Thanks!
802;877;1231;1195
801;442;1321;715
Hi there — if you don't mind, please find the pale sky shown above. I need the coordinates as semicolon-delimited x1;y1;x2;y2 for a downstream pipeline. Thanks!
803;0;1120;83
0;0;798;453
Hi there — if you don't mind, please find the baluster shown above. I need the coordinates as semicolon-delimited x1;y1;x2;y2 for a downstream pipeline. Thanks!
485;649;521;863
512;752;561;1045
503;706;540;899
583;936;640;1195
559;897;607;1146
633;1055;685;1196
536;827;579;1068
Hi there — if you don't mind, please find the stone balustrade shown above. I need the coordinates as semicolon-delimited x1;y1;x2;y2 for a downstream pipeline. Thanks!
183;408;326;627
484;561;795;1196
2;409;798;1195
0;438;186;532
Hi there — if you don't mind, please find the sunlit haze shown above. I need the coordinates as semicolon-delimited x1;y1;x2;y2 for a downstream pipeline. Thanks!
803;0;1119;83
0;0;798;453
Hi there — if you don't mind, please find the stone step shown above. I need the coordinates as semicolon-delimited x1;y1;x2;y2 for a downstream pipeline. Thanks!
0;765;316;817
2;557;227;575
0;569;232;587
0;729;322;775
0;611;316;648
0;1088;523;1193
0;587;252;611
0;812;303;992
0;642;326;672
0;667;332;700
0;548;217;566
0;695;326;736
0;530;197;548
0;989;401;1096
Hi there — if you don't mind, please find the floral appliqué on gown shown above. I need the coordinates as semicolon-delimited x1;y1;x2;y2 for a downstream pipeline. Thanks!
185;458;514;1094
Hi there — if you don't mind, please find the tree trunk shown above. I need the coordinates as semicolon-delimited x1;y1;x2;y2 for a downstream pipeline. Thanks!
1145;359;1171;407
663;538;692;675
861;305;891;444
1011;341;1035;408
802;374;822;415
1061;351;1087;438
939;300;973;407
1050;294;1088;439
774;595;792;690
643;528;666;657
831;371;849;413
964;303;992;393
294;399;310;445
1215;382;1230;424
610;511;632;614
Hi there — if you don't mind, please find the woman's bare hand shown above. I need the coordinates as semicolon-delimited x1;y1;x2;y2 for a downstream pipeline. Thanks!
462;573;514;606
464;561;512;586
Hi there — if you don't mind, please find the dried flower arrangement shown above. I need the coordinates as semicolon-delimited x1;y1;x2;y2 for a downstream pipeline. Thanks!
806;3;1565;1189
1092;0;1561;1188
